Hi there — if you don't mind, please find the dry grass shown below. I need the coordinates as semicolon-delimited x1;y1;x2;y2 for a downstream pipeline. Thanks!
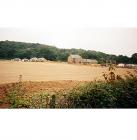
0;61;137;108
0;60;136;84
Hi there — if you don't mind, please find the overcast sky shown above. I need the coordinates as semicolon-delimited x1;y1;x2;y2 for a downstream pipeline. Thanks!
0;28;137;57
0;0;137;56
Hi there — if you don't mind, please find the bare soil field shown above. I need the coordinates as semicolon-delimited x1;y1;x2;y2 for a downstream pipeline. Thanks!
0;61;136;108
0;80;85;108
0;80;85;95
0;61;135;84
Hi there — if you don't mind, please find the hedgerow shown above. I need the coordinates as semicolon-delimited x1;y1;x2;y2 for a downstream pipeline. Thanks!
7;65;137;108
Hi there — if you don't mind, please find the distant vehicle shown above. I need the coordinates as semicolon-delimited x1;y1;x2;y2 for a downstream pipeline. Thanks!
37;58;47;62
12;58;21;61
30;57;38;62
125;64;137;69
117;63;125;68
22;59;29;62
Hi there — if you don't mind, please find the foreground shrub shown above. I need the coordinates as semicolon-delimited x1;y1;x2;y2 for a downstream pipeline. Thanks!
112;74;137;108
7;69;137;108
67;82;116;108
66;77;137;108
65;68;137;108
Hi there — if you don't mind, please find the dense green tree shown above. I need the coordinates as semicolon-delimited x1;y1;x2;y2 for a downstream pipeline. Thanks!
116;55;130;64
0;40;136;64
131;53;137;64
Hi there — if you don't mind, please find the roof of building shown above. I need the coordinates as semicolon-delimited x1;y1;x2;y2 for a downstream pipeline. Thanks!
69;54;82;59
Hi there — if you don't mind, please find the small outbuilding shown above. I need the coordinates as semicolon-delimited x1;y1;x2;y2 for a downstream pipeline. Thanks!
82;59;98;64
117;63;125;68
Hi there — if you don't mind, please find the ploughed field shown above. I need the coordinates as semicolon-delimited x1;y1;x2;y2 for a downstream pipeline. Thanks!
0;60;136;108
0;60;135;84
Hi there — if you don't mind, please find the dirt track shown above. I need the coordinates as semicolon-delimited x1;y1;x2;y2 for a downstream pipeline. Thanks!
0;61;135;84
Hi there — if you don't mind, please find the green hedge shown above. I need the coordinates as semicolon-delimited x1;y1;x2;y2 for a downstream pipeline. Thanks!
7;71;137;108
67;76;137;108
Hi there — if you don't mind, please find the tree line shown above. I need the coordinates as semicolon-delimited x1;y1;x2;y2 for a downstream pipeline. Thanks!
0;40;137;64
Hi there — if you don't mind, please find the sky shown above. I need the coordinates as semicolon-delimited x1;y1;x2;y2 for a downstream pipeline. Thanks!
0;0;137;56
0;28;137;56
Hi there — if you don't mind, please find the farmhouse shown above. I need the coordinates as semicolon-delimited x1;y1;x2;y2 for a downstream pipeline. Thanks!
68;55;83;64
68;54;98;64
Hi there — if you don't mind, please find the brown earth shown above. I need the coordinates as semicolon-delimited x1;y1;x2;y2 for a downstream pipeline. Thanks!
0;61;135;84
0;80;86;108
0;60;136;108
